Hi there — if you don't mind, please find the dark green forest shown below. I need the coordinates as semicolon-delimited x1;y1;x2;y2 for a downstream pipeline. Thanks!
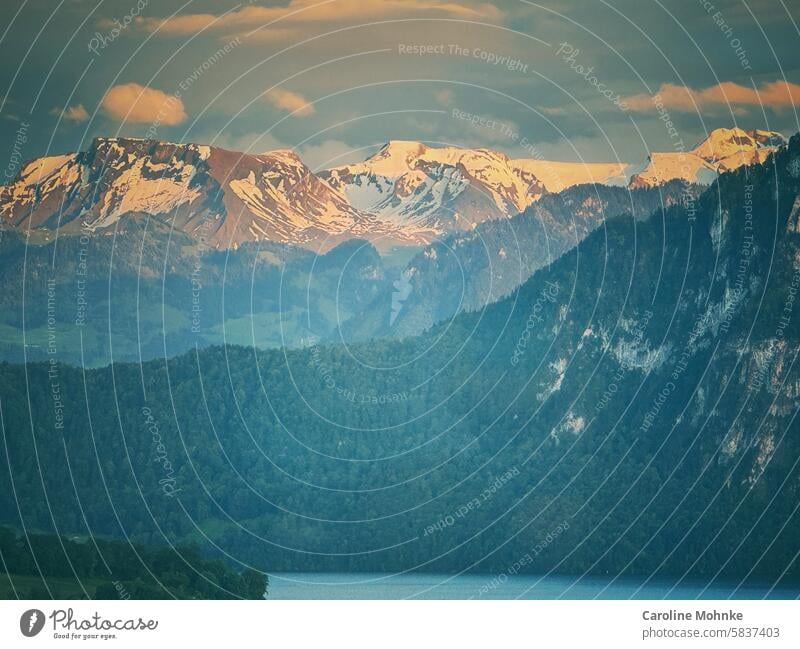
0;527;266;599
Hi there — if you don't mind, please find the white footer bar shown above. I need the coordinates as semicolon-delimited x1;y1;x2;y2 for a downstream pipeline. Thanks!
1;600;797;648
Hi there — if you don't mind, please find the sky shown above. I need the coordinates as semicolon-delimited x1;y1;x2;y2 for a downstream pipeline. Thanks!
1;0;799;172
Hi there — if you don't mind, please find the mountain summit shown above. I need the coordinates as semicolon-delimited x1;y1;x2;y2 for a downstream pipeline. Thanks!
321;141;545;233
629;127;785;187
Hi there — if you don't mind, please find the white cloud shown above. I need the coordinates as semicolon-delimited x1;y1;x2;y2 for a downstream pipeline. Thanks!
51;104;90;122
101;83;187;125
265;88;315;117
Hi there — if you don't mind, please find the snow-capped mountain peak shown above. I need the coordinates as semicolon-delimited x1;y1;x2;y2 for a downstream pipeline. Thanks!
373;140;429;172
629;127;786;188
321;141;545;233
692;127;785;162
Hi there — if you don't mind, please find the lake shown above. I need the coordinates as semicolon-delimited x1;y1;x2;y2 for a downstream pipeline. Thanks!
266;572;798;599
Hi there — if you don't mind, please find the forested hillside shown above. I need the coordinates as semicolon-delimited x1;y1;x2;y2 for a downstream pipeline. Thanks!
1;137;799;585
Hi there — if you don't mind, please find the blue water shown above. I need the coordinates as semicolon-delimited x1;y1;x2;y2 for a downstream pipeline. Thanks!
266;572;798;599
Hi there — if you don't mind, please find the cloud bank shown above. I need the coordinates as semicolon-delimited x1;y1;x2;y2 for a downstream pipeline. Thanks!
626;80;800;113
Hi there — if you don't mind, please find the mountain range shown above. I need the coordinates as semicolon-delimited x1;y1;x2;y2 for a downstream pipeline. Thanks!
1;127;785;251
0;126;786;366
2;133;798;582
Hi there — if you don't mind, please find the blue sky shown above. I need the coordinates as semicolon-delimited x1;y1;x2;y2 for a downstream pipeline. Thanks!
1;0;799;171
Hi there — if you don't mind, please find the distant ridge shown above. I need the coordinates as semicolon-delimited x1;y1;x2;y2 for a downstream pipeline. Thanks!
0;127;786;251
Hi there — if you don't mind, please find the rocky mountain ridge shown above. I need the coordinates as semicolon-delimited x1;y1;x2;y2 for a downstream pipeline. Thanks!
1;127;784;251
